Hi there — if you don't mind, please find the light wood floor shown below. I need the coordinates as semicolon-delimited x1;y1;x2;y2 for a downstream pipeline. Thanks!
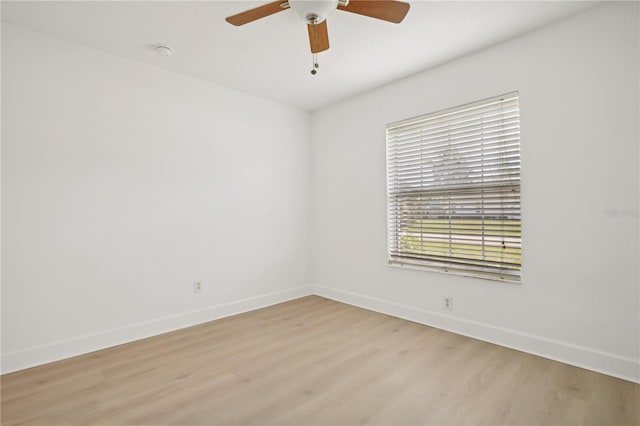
1;296;638;426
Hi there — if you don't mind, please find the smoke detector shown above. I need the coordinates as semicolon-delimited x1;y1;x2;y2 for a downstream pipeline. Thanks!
154;44;174;57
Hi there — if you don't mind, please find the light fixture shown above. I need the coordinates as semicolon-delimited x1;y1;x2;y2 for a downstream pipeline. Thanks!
288;0;339;24
154;44;174;57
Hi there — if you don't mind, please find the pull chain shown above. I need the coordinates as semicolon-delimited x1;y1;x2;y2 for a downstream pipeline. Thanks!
310;53;319;75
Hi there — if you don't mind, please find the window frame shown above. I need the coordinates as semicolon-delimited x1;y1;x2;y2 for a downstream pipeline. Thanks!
385;93;522;283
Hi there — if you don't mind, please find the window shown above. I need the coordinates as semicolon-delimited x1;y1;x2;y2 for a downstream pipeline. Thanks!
386;93;521;282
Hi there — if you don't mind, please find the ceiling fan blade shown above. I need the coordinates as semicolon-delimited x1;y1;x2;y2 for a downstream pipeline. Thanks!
225;0;288;26
308;20;330;53
338;0;410;24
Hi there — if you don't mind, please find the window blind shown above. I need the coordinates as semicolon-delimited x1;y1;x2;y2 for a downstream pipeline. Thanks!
386;93;521;282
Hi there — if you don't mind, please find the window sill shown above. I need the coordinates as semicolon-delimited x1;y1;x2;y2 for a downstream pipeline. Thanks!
387;261;522;284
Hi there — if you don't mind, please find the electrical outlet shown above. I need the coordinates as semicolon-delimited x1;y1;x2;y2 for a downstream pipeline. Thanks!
443;297;453;311
194;281;202;293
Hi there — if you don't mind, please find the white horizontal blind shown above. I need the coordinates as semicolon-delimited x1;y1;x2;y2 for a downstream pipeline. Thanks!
386;93;521;281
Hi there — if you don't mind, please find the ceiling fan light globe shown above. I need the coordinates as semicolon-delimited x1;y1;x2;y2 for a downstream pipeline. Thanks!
289;0;338;24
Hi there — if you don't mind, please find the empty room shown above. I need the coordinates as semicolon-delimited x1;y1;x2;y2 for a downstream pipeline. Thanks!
1;0;638;425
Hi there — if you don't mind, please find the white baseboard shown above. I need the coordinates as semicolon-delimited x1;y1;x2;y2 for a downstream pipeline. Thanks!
4;284;638;384
1;286;313;375
313;285;640;384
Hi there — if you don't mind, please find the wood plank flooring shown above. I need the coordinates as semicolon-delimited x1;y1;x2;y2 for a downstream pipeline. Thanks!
1;295;638;425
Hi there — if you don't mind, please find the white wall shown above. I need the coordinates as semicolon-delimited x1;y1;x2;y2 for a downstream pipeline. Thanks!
311;2;639;382
1;24;312;373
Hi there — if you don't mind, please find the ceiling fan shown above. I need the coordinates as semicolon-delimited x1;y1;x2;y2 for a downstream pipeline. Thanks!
226;0;410;73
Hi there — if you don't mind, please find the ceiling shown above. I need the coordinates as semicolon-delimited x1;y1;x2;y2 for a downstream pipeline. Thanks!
2;1;597;111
